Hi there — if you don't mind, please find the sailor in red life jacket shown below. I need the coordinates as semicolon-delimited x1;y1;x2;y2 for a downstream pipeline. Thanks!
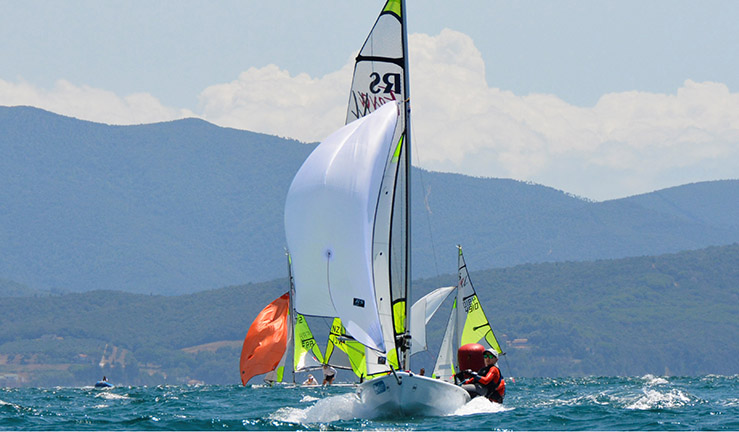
462;348;506;403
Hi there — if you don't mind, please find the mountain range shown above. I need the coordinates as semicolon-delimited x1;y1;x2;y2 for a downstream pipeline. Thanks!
1;243;736;385
2;105;738;295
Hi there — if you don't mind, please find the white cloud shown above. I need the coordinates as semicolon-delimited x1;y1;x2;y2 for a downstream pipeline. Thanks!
407;31;739;200
2;29;738;201
0;78;194;125
194;29;739;200
198;63;352;141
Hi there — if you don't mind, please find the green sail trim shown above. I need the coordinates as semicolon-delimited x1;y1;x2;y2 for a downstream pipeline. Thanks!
275;366;285;382
391;135;404;163
383;0;402;17
392;299;406;334
460;294;502;354
293;313;324;370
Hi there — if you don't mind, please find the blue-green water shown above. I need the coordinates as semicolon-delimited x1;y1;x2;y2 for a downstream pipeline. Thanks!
1;376;737;430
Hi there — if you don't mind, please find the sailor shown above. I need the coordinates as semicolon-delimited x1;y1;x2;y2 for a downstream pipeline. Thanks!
462;348;505;403
322;364;336;385
302;374;318;386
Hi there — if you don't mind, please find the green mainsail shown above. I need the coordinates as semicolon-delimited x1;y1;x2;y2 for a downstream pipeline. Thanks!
324;318;367;378
293;313;324;372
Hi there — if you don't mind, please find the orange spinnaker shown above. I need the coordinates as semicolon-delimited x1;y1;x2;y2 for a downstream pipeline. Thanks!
239;292;290;385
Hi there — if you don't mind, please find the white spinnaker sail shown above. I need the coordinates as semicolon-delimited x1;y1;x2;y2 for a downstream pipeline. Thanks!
432;300;457;381
285;102;399;352
410;286;455;356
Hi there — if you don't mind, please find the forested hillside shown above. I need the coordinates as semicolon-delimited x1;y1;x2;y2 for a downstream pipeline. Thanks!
416;243;738;377
1;244;736;386
2;106;738;295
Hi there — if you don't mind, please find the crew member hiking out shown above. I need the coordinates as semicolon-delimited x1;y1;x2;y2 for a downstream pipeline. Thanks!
461;348;506;403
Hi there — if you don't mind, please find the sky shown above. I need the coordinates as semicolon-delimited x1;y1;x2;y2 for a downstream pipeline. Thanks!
2;0;739;201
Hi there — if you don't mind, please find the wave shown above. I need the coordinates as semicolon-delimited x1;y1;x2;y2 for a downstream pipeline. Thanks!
450;397;511;416
95;391;130;401
299;395;319;403
625;388;692;410
640;374;669;385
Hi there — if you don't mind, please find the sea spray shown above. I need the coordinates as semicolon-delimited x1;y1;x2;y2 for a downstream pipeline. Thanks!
450;396;511;416
270;393;363;424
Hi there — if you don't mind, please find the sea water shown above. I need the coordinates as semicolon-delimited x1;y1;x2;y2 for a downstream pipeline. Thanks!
1;375;737;430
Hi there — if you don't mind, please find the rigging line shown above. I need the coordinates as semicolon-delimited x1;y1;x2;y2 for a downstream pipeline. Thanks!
502;351;517;384
410;123;441;279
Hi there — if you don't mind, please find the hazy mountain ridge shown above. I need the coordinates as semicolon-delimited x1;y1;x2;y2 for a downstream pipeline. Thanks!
619;181;739;230
2;105;738;295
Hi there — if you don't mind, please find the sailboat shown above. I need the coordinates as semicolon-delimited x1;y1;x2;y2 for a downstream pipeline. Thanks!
239;253;324;386
429;245;504;383
284;0;472;416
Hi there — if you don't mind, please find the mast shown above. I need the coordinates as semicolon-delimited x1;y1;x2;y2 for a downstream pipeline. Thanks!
455;246;464;357
400;0;412;371
286;249;296;384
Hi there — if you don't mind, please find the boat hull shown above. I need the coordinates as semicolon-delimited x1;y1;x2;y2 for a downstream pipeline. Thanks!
357;371;470;417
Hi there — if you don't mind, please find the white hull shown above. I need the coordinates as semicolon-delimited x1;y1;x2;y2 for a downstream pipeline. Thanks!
357;371;470;417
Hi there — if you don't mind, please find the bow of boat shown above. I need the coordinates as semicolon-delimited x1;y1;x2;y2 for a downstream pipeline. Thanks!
357;371;470;417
